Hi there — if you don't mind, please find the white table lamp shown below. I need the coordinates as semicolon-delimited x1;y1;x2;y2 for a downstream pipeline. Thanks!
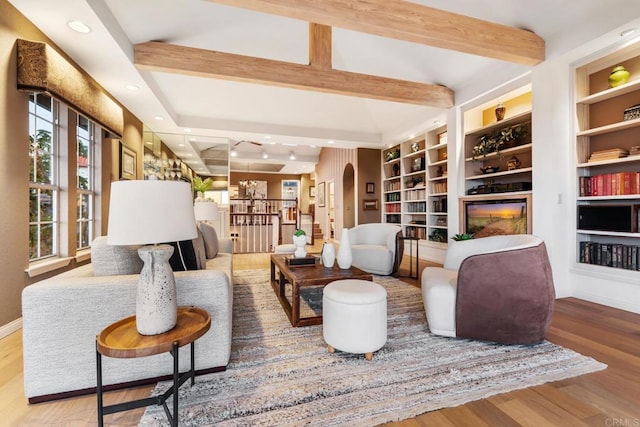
194;200;218;223
108;180;197;335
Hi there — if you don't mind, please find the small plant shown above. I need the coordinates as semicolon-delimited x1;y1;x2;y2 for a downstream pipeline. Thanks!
428;229;447;243
472;122;529;159
192;176;213;193
294;229;306;237
452;233;475;241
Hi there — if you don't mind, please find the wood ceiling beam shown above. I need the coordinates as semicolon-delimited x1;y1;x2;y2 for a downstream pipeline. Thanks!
134;41;454;107
309;23;332;69
206;0;545;66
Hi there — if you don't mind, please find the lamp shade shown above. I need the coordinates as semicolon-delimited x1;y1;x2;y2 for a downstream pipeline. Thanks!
194;201;218;221
107;180;197;245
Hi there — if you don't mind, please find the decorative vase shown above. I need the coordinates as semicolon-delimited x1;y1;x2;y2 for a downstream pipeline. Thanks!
495;102;506;121
336;228;352;269
292;234;307;258
609;65;630;88
321;242;336;268
506;155;521;171
136;245;177;335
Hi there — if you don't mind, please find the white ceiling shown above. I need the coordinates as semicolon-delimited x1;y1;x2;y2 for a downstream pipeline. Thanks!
8;0;640;175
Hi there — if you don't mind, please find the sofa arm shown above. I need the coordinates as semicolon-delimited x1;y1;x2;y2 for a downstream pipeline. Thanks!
22;268;232;399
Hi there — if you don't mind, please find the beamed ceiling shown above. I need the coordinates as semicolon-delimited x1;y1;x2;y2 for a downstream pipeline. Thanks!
8;0;640;174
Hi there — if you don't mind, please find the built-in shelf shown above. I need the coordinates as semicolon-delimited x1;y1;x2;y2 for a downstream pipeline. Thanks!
465;143;533;162
577;229;640;238
466;167;533;180
576;117;640;137
576;155;640;167
576;78;640;104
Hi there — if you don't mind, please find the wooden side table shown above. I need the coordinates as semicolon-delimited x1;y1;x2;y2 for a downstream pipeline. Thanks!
96;306;211;427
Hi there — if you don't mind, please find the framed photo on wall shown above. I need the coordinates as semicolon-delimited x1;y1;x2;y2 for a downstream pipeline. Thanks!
119;142;136;180
363;199;379;210
317;182;326;207
309;186;316;197
366;182;375;194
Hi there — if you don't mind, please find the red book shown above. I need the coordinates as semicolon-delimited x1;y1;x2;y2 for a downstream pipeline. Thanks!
611;173;618;196
604;173;612;196
623;172;632;195
591;176;597;196
597;175;605;196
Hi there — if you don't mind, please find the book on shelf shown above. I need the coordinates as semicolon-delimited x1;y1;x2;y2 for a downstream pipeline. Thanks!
587;148;629;162
579;172;640;196
579;242;639;271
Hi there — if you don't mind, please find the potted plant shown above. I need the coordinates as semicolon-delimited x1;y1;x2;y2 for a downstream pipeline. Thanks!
428;229;447;243
292;229;307;258
192;176;213;200
452;233;475;241
473;122;530;159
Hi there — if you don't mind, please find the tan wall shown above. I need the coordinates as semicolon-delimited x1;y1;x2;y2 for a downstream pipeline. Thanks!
0;1;143;328
357;148;382;224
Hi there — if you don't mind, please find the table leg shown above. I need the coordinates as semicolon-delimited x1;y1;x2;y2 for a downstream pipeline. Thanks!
190;341;196;386
172;342;179;427
292;282;300;326
96;345;103;427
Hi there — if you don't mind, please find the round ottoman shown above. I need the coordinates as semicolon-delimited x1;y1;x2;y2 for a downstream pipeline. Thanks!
322;279;387;360
274;244;296;254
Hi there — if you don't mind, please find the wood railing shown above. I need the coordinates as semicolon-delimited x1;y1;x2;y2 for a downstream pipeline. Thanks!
228;198;314;253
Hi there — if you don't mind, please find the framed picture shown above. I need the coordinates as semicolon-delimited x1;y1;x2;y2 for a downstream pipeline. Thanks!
366;182;375;194
363;199;379;211
119;143;136;180
309;186;316;197
317;182;326;207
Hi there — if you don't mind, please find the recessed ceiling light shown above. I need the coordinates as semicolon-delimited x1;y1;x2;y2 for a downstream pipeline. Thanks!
125;84;140;91
327;140;335;144
264;135;271;139
621;28;638;37
189;137;196;142
289;151;296;160
67;20;91;34
184;128;191;133
230;148;237;157
178;143;185;147
310;145;316;148
154;116;164;121
262;151;269;159
283;143;298;147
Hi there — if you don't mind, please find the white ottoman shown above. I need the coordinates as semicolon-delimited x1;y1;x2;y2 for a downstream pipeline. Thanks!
322;279;387;361
275;244;296;254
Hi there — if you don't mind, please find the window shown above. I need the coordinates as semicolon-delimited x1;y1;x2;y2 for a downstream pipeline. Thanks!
76;114;95;250
29;93;58;261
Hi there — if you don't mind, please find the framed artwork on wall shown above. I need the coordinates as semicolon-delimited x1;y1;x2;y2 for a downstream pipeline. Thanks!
119;143;136;180
366;182;375;193
309;186;316;197
363;199;379;210
317;182;326;207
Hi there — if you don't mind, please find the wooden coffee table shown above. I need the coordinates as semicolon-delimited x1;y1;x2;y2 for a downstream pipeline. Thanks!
270;254;373;327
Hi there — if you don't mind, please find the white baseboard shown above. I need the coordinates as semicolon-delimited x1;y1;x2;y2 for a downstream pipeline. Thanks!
0;318;22;339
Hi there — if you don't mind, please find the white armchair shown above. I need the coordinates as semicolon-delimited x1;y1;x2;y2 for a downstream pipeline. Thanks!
348;223;402;275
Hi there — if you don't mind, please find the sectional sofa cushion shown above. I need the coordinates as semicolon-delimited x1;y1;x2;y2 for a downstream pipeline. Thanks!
91;236;143;276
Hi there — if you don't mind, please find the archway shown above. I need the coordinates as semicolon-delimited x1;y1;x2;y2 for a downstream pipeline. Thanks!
343;163;355;229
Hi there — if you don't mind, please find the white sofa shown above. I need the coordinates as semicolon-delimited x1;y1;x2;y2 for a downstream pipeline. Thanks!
349;223;402;275
22;231;233;403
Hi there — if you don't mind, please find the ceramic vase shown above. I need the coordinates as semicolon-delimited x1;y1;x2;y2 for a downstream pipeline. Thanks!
336;228;352;269
321;242;336;268
292;234;307;258
609;65;630;88
136;245;177;335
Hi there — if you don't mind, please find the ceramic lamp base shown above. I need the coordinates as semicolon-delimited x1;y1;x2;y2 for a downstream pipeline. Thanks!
136;245;178;335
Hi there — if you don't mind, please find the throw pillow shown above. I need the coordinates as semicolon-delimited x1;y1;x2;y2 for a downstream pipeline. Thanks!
167;231;206;271
167;240;199;271
91;236;143;276
198;222;219;259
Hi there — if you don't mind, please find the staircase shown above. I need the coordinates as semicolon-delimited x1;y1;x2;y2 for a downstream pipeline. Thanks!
313;223;324;240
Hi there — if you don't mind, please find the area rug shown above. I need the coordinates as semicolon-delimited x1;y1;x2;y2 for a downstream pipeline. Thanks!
139;269;606;426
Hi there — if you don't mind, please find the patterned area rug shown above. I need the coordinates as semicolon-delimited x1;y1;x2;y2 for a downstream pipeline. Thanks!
139;269;606;426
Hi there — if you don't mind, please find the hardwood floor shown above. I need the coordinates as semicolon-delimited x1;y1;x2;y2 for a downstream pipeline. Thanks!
2;248;639;426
